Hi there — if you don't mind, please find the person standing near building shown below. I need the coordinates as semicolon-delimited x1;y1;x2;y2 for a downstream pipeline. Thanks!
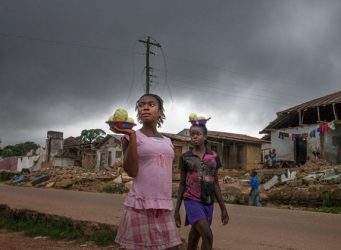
270;148;277;167
248;170;262;207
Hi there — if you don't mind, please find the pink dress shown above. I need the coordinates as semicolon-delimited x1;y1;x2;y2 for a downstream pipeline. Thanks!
115;130;182;250
124;129;174;210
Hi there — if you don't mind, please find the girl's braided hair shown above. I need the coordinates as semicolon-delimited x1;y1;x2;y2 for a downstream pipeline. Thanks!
135;94;166;128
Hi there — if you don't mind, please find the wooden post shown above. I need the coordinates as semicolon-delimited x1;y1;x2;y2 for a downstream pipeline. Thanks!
332;103;338;120
320;131;325;159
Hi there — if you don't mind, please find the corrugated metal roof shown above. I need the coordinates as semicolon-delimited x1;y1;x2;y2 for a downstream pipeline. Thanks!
163;130;266;144
260;90;341;133
162;133;191;142
278;90;341;115
207;130;267;144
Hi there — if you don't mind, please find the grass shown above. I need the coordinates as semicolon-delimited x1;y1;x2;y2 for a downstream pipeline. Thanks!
0;205;117;246
314;206;341;214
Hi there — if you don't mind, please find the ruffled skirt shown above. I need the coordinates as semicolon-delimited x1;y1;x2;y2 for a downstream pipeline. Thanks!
115;207;182;250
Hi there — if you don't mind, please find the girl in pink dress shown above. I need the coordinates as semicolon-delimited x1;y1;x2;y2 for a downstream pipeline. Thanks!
112;94;182;250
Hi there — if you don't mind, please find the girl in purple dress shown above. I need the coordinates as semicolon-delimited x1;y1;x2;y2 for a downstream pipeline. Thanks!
174;123;229;250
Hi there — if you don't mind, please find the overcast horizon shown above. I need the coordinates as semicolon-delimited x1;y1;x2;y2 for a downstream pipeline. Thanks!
1;0;340;147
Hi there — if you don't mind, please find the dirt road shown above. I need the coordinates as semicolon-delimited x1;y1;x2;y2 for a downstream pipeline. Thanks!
1;185;341;250
0;229;118;249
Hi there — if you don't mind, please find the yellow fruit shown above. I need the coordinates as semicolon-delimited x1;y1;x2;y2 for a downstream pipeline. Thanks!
113;108;128;122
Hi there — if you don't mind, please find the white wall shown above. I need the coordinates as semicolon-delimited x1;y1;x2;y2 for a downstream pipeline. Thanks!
17;155;40;172
53;158;75;168
107;146;123;166
271;124;320;161
16;147;46;171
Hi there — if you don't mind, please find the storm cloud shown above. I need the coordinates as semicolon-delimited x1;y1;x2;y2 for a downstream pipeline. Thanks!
1;0;340;146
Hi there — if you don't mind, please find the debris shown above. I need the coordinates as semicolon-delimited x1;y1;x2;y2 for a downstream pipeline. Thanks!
12;175;25;185
281;170;297;183
31;175;50;186
264;175;279;191
113;176;122;184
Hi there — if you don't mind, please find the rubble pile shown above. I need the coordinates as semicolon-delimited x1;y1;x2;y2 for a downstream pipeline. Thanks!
216;159;341;207
7;163;133;194
261;160;341;207
4;159;341;208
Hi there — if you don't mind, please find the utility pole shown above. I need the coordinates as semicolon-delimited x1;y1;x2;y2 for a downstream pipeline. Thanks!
138;36;161;94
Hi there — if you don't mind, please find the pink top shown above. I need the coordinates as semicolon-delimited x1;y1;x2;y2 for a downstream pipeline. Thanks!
123;130;175;210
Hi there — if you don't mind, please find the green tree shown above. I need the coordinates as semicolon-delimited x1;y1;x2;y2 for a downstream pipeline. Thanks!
0;141;40;158
78;129;106;144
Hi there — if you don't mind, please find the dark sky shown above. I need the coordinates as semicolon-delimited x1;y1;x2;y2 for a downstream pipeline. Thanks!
1;0;340;147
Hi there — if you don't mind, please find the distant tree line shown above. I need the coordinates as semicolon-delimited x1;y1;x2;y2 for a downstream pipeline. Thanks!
0;129;106;159
0;141;40;159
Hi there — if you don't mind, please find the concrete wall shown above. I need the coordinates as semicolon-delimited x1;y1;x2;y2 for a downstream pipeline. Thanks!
0;157;17;171
324;124;341;164
17;155;40;172
96;137;123;168
271;124;320;161
245;144;262;170
53;158;75;168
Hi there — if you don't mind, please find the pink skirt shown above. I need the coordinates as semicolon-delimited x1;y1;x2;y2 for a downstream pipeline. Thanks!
115;207;182;250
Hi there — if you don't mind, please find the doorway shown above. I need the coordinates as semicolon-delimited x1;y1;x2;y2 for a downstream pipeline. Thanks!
295;139;307;165
222;146;230;169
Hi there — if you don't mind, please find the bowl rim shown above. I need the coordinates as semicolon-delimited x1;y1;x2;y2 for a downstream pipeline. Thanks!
188;117;211;125
105;121;137;127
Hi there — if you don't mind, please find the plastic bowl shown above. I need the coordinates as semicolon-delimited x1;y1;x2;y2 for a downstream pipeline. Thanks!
189;117;211;126
106;121;136;129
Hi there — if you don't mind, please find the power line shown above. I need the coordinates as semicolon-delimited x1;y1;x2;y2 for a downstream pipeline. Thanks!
153;68;306;102
138;36;161;94
167;79;295;106
0;32;144;55
165;55;331;93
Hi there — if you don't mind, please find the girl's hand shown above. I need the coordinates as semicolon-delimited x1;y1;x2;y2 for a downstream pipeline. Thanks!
221;209;229;225
110;126;135;136
174;211;181;228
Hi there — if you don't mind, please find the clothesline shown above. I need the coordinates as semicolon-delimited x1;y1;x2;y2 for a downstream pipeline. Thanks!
278;121;335;141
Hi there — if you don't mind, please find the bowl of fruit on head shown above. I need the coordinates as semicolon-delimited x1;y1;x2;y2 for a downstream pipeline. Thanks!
106;108;136;129
188;113;211;126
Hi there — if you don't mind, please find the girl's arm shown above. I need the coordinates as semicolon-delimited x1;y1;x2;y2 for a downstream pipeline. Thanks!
174;169;186;227
214;169;229;225
121;131;138;177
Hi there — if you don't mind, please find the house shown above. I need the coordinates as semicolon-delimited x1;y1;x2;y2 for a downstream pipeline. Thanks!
56;136;82;168
94;134;123;169
260;90;341;165
164;129;266;171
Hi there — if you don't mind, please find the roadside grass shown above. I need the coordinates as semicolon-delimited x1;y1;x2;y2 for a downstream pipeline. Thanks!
314;206;341;214
0;205;117;246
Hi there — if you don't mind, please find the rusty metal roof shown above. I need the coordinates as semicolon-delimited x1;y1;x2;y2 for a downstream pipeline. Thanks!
207;130;267;144
163;130;266;144
278;90;341;115
162;133;191;142
260;90;341;133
